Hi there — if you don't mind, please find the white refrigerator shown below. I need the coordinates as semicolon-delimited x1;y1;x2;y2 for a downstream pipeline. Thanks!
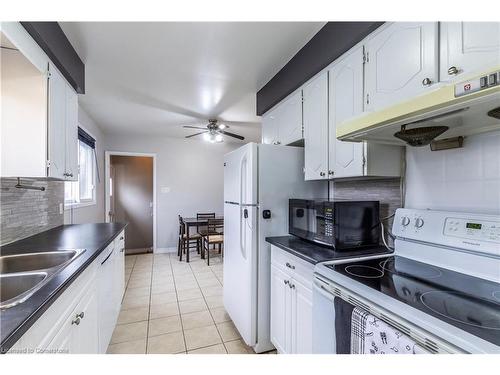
223;143;325;353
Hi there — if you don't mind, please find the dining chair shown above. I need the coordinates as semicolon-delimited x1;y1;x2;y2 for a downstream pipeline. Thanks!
178;215;201;261
196;212;216;237
201;218;224;266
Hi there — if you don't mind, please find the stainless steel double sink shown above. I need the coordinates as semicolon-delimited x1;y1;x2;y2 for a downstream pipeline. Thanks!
0;249;85;309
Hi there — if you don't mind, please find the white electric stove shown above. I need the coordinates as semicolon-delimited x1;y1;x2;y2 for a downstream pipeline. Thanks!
312;208;500;354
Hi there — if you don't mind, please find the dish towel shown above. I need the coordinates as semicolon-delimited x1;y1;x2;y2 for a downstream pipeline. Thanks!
350;307;430;354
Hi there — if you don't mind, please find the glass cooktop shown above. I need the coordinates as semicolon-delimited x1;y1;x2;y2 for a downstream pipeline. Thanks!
327;256;500;346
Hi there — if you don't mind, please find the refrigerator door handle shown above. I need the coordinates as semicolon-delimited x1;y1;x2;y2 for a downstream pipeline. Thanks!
239;155;247;260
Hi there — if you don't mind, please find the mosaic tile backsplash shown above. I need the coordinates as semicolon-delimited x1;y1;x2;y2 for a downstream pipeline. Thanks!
0;178;64;245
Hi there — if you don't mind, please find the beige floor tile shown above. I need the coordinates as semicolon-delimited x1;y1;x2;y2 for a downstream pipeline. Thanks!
217;321;240;342
117;306;149;325
177;287;203;302
205;295;224;309
188;343;227;354
149;315;182;337
150;302;180;319
107;338;147;354
175;281;200;291
197;277;221;287
210;307;231;324
179;298;208;314
129;273;152;281
124;286;151;298
110;321;148;344
181;310;214;330
127;278;151;289
174;275;197;283
121;294;150;309
151;283;176;294
151;291;177;305
224;339;254;354
147;331;185;354
184;325;222;350
201;285;223;297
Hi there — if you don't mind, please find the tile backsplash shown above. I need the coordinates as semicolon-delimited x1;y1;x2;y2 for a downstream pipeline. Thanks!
0;178;64;246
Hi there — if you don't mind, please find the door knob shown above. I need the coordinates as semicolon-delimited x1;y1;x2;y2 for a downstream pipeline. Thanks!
448;66;459;75
422;78;432;86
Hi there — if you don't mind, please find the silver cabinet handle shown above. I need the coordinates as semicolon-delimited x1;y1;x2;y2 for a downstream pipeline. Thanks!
76;312;84;319
285;262;295;270
290;283;295;289
273;141;281;145
320;172;326;177
422;78;432;86
120;248;125;253
283;280;289;285
71;317;81;325
63;172;73;177
448;66;459;75
328;170;334;176
120;236;124;240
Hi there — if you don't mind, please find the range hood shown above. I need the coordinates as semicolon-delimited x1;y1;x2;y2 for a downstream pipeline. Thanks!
336;67;500;146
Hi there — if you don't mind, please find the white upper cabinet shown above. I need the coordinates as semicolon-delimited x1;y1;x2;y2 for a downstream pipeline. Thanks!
440;22;500;82
328;46;365;178
303;71;329;180
261;90;303;146
262;106;280;145
65;84;79;181
278;90;303;145
364;22;438;111
47;63;67;180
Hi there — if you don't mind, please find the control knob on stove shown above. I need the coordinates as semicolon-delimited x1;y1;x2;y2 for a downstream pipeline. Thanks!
414;217;425;229
401;216;411;227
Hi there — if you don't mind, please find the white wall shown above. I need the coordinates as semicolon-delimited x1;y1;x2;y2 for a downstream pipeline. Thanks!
64;106;106;224
104;135;240;251
405;131;500;214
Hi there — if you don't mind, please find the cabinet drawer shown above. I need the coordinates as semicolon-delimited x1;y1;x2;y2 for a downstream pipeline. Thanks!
270;245;313;288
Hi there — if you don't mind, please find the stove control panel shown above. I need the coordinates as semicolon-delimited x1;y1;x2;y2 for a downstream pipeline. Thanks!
393;208;500;256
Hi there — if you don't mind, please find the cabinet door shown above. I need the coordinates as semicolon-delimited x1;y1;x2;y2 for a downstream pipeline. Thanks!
74;285;99;353
65;85;78;181
440;22;500;82
328;47;365;178
365;22;438;111
261;106;280;145
278;90;303;145
47;63;66;179
270;264;291;354
291;278;313;354
303;71;329;181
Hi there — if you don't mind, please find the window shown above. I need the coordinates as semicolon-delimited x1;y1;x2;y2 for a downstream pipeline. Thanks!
65;140;96;208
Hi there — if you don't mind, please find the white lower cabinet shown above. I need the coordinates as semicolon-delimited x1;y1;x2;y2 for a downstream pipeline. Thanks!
8;230;125;354
270;245;313;354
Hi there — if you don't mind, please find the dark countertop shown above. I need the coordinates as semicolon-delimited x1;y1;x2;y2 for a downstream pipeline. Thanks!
266;236;392;265
0;223;127;353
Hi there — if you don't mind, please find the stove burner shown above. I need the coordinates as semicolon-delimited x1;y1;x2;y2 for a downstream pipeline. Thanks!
379;258;442;279
345;265;384;279
420;291;500;330
493;291;500;302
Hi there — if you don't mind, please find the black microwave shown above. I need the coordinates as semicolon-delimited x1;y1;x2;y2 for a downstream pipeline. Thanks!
289;199;380;249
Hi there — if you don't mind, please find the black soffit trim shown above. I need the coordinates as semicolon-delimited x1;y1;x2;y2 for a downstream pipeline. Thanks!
78;127;96;149
256;21;384;116
21;22;85;94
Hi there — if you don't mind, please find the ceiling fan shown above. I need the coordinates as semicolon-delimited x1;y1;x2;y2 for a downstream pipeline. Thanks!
183;119;245;143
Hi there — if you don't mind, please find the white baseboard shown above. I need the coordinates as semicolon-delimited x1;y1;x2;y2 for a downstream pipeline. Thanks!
154;247;177;254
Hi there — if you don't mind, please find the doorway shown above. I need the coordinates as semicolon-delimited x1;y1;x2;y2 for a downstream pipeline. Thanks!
105;152;156;254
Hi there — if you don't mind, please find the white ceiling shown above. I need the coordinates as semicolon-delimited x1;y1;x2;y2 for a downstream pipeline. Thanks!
60;22;325;143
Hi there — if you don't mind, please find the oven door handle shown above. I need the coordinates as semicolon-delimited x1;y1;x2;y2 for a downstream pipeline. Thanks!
313;278;336;302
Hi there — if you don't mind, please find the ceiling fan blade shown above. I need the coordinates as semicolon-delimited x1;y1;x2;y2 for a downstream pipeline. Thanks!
183;125;208;130
185;131;208;138
219;130;245;140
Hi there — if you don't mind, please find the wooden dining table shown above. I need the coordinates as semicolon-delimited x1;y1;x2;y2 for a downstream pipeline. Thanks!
182;216;223;262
